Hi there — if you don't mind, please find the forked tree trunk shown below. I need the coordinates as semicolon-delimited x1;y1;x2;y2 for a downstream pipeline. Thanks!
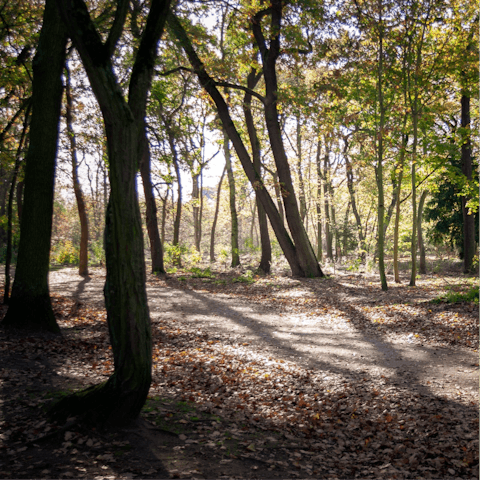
65;61;89;276
2;0;67;333
168;13;319;277
251;1;322;277
50;0;170;426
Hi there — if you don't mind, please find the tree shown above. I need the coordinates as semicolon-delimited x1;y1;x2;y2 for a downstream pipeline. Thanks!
50;0;171;426
65;60;89;277
167;10;323;277
2;0;67;332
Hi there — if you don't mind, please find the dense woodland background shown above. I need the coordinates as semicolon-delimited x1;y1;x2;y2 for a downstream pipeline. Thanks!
0;0;478;284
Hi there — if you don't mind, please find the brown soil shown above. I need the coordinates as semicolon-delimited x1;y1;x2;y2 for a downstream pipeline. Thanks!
0;265;478;479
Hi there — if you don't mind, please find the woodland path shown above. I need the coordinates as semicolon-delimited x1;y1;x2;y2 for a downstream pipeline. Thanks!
49;267;478;402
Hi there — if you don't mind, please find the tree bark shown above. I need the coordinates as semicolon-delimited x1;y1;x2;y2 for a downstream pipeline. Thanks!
460;93;475;273
210;166;226;262
251;1;322;277
2;0;67;332
167;13;318;277
345;152;366;261
376;7;388;291
315;141;323;262
65;61;89;277
4;105;30;304
170;129;182;249
243;68;271;274
393;133;407;283
322;145;333;261
417;190;427;274
224;129;240;267
139;131;164;274
51;0;171;426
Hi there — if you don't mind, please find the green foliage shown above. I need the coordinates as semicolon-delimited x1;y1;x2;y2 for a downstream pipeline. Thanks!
232;270;255;284
244;236;260;253
164;243;202;268
432;285;479;305
89;239;105;266
52;240;79;265
188;266;214;278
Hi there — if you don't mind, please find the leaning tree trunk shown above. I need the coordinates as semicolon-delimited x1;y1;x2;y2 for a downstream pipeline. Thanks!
51;0;171;426
251;2;323;277
2;0;67;333
243;68;271;273
168;13;314;277
210;166;226;262
224;129;240;267
65;61;89;276
393;132;407;283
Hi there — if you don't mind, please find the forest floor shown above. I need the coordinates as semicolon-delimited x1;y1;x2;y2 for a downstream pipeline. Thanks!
0;260;478;479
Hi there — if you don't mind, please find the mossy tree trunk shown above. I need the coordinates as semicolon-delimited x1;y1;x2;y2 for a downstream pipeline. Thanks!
2;0;67;332
51;0;171;426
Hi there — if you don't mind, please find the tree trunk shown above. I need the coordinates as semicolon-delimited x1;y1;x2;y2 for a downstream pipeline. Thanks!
51;0;170;426
4;106;30;304
460;93;475;273
315;141;323;262
139;131;164;274
65;61;89;277
376;10;388;291
409;103;419;286
192;171;201;252
393;133;407;283
417;190;427;275
296;116;307;222
2;0;67;332
243;68;271;274
251;1;322;277
16;180;24;224
224;129;240;267
170;130;182;250
322;146;333;261
168;13;316;277
210;166;226;262
345;153;366;262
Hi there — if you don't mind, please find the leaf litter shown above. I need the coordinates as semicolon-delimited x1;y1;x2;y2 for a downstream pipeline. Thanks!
0;267;478;479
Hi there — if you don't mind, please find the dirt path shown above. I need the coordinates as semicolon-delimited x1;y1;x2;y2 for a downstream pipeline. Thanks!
48;268;478;402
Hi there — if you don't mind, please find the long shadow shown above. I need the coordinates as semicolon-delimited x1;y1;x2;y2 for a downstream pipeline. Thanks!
148;280;477;400
32;271;477;477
